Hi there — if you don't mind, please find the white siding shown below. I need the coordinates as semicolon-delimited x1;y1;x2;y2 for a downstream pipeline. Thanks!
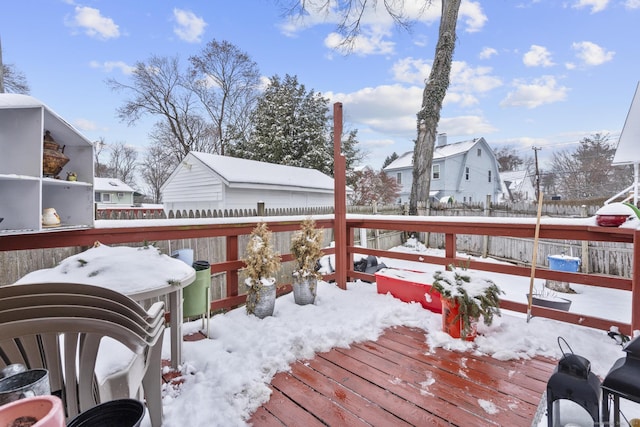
225;188;333;210
163;161;222;202
161;152;337;212
162;160;224;212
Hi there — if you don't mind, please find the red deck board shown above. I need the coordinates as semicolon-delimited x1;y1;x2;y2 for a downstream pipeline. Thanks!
163;325;554;427
251;326;554;426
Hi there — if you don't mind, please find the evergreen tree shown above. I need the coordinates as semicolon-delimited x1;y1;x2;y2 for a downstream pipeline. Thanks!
382;152;399;169
229;74;361;176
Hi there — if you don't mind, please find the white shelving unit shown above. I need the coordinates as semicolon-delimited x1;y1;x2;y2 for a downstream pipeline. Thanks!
0;94;95;234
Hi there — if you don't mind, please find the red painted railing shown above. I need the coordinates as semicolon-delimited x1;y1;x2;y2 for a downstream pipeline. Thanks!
0;215;637;334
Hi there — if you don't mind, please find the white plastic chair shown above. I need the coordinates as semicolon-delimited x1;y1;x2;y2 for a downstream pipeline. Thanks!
0;283;165;427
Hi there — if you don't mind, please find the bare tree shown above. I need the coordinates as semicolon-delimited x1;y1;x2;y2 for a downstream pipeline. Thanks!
107;55;210;160
550;133;632;200
0;37;30;94
94;138;110;177
188;40;261;155
108;142;138;188
140;143;176;203
148;117;217;164
283;0;460;215
494;145;524;172
349;168;401;205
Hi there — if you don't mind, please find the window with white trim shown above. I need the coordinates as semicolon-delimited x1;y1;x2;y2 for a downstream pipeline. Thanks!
432;164;440;180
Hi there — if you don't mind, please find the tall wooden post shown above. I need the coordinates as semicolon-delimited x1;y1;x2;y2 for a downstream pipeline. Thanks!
632;230;640;333
333;102;347;289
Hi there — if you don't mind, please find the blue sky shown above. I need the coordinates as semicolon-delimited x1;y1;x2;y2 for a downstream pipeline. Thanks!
1;0;639;171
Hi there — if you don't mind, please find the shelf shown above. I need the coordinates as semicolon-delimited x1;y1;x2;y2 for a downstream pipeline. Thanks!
0;94;95;233
0;174;40;182
42;178;92;187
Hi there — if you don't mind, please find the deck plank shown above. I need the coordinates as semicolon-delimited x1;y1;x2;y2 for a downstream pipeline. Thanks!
249;326;555;427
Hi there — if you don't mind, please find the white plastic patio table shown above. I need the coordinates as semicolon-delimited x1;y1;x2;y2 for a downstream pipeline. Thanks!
13;244;196;370
121;270;195;370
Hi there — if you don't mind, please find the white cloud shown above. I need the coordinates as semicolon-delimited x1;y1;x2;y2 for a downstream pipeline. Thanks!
479;47;498;60
74;118;98;131
326;85;422;135
391;58;502;107
571;41;614;66
67;6;119;40
324;30;395;56
173;9;207;43
625;0;640;8
281;0;487;57
523;45;554;67
500;76;569;108
571;41;615;66
89;60;135;75
572;0;610;13
392;57;432;85
439;115;497;136
459;1;488;33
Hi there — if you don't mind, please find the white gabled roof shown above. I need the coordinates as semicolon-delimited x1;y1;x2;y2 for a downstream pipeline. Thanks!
384;151;413;170
0;93;93;146
500;170;529;187
189;152;335;191
94;177;135;193
383;138;486;171
613;81;640;166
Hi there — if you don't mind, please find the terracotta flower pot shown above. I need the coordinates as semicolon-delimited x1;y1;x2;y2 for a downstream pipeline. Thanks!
441;298;477;341
0;395;65;427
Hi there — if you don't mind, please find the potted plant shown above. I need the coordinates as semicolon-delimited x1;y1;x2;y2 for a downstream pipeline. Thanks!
431;265;504;340
290;218;324;305
243;222;281;318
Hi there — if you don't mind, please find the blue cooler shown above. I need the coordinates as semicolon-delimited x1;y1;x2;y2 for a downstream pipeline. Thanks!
547;255;580;272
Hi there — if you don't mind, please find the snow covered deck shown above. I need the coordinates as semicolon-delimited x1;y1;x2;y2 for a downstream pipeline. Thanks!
165;326;556;426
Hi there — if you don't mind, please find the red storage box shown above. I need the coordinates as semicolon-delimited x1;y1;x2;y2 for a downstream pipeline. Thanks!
375;268;442;313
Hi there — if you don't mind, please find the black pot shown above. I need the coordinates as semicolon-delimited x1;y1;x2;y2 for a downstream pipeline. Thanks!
67;399;145;427
527;294;572;311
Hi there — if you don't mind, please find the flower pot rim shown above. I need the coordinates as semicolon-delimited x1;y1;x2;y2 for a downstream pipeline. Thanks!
528;293;572;303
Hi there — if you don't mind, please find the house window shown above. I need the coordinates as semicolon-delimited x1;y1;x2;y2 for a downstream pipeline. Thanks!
465;167;470;181
102;193;111;202
432;164;440;180
396;173;402;185
94;192;100;202
477;148;482;157
488;170;492;183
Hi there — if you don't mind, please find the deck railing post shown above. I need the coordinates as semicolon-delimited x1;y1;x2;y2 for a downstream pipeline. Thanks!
333;102;347;290
632;230;640;333
227;235;239;297
445;232;456;266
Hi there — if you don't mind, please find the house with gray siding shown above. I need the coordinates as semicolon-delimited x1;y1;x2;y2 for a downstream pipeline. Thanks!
161;152;337;214
383;135;502;204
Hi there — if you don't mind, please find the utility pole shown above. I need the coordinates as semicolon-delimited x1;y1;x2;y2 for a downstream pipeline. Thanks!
532;146;541;201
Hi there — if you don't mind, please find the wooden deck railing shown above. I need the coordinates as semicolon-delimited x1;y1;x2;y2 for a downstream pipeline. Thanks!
0;215;637;334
